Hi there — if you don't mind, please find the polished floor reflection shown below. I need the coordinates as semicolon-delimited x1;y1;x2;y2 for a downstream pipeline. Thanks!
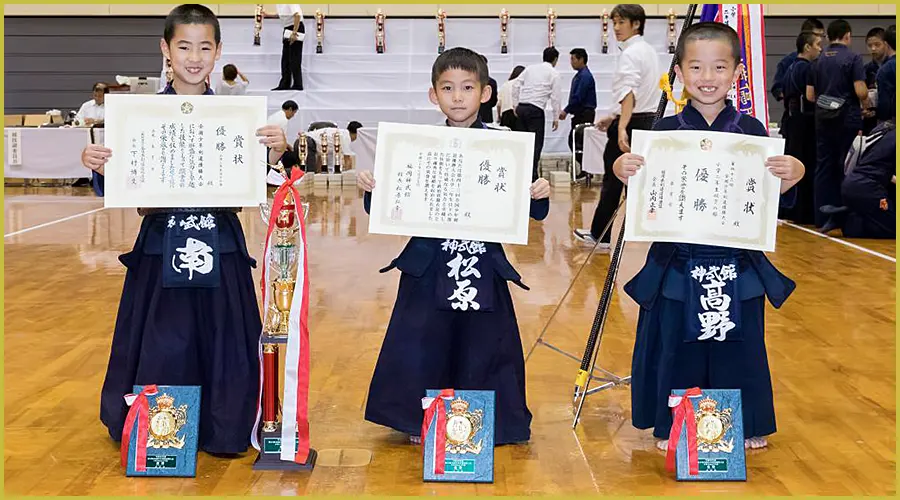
4;184;895;495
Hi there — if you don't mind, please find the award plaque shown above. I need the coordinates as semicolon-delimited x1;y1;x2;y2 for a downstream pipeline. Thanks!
123;385;200;477
253;4;263;46
499;9;509;54
546;8;556;48
436;8;447;54
668;10;677;54
315;9;325;53
601;10;609;54
375;9;386;54
422;390;495;483
668;388;747;482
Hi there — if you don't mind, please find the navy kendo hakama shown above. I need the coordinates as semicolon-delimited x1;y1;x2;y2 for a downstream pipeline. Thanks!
361;120;548;444
841;124;896;239
97;84;262;454
626;103;797;439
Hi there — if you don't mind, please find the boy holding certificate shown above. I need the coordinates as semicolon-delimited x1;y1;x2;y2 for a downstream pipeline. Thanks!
614;23;805;451
357;48;550;445
80;4;288;456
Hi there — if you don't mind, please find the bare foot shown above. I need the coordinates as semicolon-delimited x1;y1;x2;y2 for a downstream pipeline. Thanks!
744;436;768;449
409;435;421;445
656;439;668;451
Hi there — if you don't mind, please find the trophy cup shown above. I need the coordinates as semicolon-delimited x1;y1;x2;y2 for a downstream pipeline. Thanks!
375;9;386;54
667;10;676;54
499;9;509;54
547;8;556;48
320;133;330;173
315;10;324;53
436;8;446;54
253;5;263;46
333;132;342;174
601;10;609;54
255;168;314;471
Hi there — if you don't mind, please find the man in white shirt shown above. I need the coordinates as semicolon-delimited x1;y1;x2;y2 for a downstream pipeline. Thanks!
74;82;107;127
576;4;661;246
512;46;563;180
268;100;298;139
273;4;304;91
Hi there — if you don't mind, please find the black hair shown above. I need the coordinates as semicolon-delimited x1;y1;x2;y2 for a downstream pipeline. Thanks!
282;100;299;111
827;19;852;42
886;25;896;50
796;31;821;54
508;65;525;81
164;4;221;45
347;121;363;133
542;46;559;64
430;47;489;88
866;27;886;41
93;82;109;93
222;64;238;81
570;48;588;64
801;17;824;32
610;4;647;36
675;22;741;66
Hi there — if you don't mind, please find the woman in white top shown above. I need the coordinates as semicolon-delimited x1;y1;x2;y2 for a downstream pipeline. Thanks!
215;64;250;95
497;65;525;130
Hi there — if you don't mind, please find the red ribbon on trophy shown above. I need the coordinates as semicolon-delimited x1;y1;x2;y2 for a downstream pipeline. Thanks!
421;389;455;475
121;384;159;472
666;387;703;476
251;167;312;464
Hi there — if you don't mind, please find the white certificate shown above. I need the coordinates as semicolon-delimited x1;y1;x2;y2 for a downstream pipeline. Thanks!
103;94;268;208
368;122;535;245
625;129;785;252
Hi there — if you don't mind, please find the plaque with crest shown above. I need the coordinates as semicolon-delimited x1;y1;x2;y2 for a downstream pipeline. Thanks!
125;385;201;477
671;388;746;481
422;390;494;483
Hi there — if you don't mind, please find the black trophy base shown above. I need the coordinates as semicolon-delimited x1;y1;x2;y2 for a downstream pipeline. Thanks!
253;426;317;471
253;37;261;47
668;47;675;54
438;45;444;54
602;47;608;54
376;46;384;54
316;45;323;54
501;46;508;54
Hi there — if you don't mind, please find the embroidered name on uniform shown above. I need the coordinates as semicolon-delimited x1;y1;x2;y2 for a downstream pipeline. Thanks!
690;264;738;341
167;214;216;230
442;239;487;311
168;214;217;281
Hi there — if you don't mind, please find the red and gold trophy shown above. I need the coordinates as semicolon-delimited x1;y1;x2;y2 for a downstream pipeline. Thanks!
667;9;676;54
333;132;342;174
253;161;315;471
547;8;556;48
375;9;386;54
601;9;609;54
436;8;447;54
253;4;263;46
499;8;509;54
315;9;325;53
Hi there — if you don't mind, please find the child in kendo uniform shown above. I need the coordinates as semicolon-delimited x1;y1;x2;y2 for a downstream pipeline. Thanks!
614;23;805;451
80;4;289;455
357;47;551;445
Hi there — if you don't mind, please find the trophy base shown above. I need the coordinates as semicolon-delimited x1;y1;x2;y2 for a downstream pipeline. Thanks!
253;425;317;471
253;38;261;47
602;47;608;54
438;45;444;54
316;45;323;54
376;46;384;54
262;333;289;344
501;46;508;54
668;48;675;54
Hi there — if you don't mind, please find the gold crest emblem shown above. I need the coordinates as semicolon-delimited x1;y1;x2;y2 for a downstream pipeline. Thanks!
148;393;188;449
695;397;734;453
444;397;484;455
181;102;194;115
700;138;713;151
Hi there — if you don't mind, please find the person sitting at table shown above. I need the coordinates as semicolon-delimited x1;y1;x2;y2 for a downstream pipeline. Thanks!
74;82;108;127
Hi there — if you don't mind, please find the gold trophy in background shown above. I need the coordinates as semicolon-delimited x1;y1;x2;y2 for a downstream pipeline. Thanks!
547;8;556;48
316;9;325;53
375;9;386;53
437;8;447;54
333;132;342;174
320;133;329;173
601;10;609;54
667;10;677;54
499;9;509;54
253;4;263;46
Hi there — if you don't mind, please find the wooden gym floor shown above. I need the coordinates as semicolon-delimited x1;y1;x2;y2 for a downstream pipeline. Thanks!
3;183;895;495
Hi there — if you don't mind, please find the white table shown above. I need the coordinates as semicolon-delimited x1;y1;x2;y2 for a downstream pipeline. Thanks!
4;127;92;179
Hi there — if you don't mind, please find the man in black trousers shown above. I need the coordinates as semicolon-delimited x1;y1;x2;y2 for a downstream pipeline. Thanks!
512;47;562;180
272;4;304;91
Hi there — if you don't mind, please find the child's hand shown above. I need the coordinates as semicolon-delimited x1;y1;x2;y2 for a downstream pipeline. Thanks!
613;153;644;184
256;125;288;152
82;144;112;176
358;170;375;192
530;178;550;200
765;155;804;182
